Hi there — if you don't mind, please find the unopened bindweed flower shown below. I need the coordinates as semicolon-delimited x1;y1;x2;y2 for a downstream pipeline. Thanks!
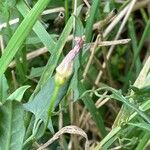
55;37;84;85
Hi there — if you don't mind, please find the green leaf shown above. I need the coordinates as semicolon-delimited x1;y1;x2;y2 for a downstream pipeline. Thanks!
29;67;45;78
24;77;70;126
130;19;150;72
85;0;101;42
0;101;25;150
128;17;140;75
74;16;84;37
7;85;30;102
0;74;9;103
104;1;110;13
93;127;121;150
128;122;150;132
16;0;56;53
135;132;150;150
0;0;52;80
131;85;150;95
128;116;150;132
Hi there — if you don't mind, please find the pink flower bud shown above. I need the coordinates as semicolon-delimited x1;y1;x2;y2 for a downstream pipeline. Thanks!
55;37;84;85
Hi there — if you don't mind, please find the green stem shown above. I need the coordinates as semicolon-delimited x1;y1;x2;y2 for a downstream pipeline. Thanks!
93;127;121;150
46;83;61;127
23;119;42;146
135;132;150;150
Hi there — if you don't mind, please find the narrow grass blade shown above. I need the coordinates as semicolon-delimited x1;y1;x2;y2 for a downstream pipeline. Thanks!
128;17;141;75
16;1;56;53
135;132;150;150
128;122;150;132
131;18;150;71
93;127;121;150
85;0;101;42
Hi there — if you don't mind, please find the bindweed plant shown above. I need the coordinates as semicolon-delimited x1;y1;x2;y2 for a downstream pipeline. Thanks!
0;0;150;150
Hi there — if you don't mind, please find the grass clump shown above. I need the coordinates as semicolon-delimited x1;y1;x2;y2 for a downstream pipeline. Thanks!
0;0;150;150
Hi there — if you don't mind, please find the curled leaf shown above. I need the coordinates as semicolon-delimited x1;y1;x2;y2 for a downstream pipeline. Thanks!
37;125;89;150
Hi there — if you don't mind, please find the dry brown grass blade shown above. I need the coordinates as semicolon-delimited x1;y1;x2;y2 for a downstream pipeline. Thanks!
37;125;89;150
95;39;131;47
83;0;91;8
133;0;150;11
9;39;130;68
134;56;150;88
